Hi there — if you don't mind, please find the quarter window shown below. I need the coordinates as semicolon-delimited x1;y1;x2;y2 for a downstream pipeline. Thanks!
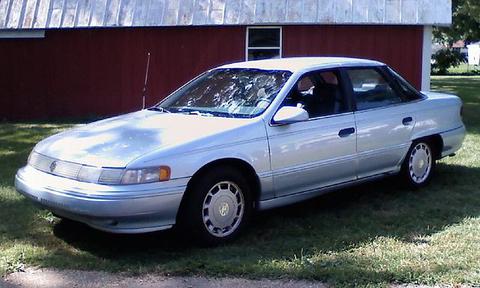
388;67;423;101
246;27;281;61
346;68;402;110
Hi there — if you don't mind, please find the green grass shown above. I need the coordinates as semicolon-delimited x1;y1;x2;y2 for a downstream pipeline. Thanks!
446;63;480;75
1;77;480;287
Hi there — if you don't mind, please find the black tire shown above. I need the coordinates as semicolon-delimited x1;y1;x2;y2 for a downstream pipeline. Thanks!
177;166;253;246
401;139;436;189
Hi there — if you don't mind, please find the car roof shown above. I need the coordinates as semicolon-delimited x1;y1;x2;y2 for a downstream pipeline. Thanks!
219;57;385;72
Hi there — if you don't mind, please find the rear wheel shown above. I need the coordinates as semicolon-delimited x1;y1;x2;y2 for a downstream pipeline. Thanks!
178;166;253;246
401;140;436;189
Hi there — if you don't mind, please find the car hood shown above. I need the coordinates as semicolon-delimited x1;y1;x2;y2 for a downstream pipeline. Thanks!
34;110;253;167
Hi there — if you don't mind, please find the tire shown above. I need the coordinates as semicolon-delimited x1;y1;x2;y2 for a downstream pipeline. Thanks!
401;140;436;189
178;166;253;246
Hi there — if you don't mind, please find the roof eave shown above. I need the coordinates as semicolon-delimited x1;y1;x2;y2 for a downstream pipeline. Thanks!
0;0;452;30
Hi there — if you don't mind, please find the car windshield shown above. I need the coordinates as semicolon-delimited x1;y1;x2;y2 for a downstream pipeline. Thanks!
155;68;292;118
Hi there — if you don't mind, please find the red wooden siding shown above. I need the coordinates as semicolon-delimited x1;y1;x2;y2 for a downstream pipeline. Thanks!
0;27;245;120
0;25;423;120
283;25;424;89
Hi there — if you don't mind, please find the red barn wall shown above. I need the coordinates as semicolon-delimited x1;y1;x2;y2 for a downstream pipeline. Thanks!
282;25;423;89
0;25;423;121
0;27;245;120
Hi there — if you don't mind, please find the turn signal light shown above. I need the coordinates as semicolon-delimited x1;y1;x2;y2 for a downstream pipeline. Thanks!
159;166;171;182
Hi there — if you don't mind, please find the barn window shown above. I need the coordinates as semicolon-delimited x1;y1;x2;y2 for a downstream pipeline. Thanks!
246;27;282;61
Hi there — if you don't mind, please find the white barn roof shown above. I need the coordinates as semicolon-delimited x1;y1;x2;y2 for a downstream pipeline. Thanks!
0;0;452;30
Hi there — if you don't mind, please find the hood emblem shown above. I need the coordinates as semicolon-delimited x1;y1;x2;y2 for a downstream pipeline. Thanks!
49;161;57;172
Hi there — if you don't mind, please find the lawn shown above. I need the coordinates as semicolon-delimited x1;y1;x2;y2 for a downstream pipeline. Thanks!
446;63;480;75
1;76;480;287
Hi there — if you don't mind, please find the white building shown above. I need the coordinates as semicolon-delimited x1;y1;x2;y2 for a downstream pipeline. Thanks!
467;42;480;66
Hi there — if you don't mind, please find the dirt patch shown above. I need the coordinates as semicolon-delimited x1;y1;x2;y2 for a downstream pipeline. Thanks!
1;268;326;288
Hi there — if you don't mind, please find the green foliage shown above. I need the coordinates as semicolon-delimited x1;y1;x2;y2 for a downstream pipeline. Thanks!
434;0;480;45
432;49;465;75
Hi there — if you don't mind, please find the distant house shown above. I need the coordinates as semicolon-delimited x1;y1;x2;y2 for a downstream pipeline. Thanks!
467;42;480;65
0;0;452;120
453;40;468;59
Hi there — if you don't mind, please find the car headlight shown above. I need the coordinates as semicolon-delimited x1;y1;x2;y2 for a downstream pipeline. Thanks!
120;166;171;184
27;151;171;185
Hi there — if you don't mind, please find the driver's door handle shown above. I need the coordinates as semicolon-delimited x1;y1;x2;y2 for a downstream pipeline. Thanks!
338;127;355;138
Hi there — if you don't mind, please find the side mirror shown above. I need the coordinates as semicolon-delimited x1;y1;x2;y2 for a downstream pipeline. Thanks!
273;106;309;125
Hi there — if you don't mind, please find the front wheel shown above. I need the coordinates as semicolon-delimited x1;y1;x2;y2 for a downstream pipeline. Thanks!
178;166;253;246
401;140;436;189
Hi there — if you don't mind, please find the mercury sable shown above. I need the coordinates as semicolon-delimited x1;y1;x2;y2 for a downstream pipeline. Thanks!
15;57;466;245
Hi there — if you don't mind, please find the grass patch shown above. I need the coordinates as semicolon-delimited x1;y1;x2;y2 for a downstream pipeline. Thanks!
446;63;480;75
1;77;480;286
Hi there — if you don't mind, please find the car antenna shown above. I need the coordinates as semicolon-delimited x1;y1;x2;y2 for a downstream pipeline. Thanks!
142;52;151;110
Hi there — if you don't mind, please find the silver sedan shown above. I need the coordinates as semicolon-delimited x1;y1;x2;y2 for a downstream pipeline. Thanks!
15;57;466;245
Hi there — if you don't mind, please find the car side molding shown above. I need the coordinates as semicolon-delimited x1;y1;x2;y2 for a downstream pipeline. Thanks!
257;173;392;211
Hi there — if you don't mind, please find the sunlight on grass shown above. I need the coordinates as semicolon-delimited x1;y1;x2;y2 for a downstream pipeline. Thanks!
446;63;480;75
0;77;479;286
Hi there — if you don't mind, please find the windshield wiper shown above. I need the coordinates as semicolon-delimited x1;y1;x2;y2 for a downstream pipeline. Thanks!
185;110;214;117
147;106;171;113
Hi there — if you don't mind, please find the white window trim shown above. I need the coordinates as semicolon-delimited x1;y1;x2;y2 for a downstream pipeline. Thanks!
246;26;282;61
0;29;45;39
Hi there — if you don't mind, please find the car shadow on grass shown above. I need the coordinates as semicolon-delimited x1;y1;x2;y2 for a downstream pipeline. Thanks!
43;163;480;282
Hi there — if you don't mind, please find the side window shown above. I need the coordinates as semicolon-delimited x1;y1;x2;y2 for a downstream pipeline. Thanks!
346;68;402;110
282;69;348;118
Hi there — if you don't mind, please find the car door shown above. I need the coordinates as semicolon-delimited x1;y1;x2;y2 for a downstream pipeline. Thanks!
266;69;357;197
345;66;417;179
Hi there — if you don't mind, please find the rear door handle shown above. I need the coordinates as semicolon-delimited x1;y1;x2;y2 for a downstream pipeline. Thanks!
402;117;413;125
338;127;355;138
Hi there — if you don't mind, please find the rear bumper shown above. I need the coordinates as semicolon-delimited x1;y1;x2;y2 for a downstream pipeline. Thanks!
15;166;188;233
440;125;466;158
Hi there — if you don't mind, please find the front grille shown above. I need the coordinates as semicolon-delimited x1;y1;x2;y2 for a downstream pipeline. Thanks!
28;151;123;185
50;160;82;179
98;169;124;184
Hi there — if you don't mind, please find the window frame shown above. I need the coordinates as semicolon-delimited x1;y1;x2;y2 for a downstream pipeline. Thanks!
0;30;45;39
245;26;282;61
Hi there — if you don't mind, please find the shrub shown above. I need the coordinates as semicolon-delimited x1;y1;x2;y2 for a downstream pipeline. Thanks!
431;49;465;75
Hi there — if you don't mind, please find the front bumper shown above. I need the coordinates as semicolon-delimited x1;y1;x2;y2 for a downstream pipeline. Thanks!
15;165;188;233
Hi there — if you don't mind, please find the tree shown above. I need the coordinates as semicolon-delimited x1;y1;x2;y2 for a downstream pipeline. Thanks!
431;49;464;74
434;0;480;46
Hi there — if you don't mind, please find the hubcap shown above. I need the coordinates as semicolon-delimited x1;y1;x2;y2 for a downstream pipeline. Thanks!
408;143;432;184
202;181;244;237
